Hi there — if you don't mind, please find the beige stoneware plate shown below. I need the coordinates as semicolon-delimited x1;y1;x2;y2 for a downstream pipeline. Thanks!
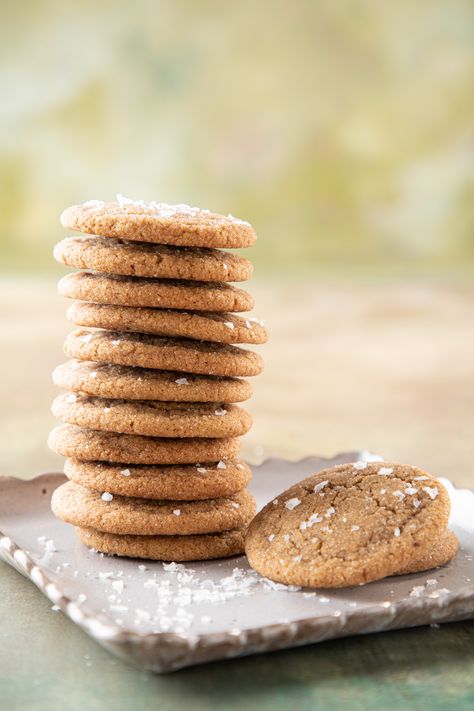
0;453;473;673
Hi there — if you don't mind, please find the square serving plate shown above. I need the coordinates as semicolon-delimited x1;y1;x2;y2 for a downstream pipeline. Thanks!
0;452;473;673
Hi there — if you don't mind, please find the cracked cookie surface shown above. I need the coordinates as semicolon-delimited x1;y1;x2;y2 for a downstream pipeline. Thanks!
245;461;451;588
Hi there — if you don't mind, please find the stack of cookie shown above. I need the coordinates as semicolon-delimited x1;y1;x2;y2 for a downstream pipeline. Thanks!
49;197;266;561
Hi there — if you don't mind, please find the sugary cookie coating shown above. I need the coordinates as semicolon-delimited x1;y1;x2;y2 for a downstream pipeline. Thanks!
48;424;240;464
60;197;256;248
245;462;452;588
52;481;256;535
52;394;252;438
66;301;267;344
52;360;252;403
54;236;253;282
64;329;264;377
64;457;252;500
77;526;247;561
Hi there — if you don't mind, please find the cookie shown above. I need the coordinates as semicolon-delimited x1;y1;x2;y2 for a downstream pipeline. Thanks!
52;361;252;403
64;330;263;377
245;462;451;588
60;198;256;249
67;301;268;345
48;424;240;464
395;530;459;576
77;526;246;561
64;457;252;500
54;236;253;282
51;481;256;535
52;394;252;438
58;272;254;313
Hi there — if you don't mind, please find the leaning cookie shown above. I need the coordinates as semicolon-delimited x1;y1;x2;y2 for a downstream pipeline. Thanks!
64;330;264;377
67;302;267;344
58;272;254;312
48;424;240;464
60;198;256;248
54;236;253;282
64;458;252;500
51;481;256;535
77;526;247;561
395;530;459;576
245;462;451;588
52;394;252;438
53;361;252;403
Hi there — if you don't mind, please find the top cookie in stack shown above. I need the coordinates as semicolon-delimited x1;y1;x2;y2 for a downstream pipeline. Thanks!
49;196;267;562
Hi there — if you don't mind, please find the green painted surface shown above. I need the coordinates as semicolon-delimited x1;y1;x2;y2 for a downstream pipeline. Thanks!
1;561;473;711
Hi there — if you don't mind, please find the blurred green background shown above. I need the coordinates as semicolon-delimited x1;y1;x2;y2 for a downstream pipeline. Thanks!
1;0;474;275
0;0;473;484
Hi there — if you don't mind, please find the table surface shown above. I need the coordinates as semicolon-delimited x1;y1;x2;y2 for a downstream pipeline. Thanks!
1;277;473;709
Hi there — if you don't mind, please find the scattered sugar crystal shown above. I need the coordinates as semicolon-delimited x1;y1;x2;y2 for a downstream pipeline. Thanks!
380;488;386;494
217;460;227;470
283;534;290;542
426;578;438;586
409;585;425;597
378;467;394;476
319;596;330;603
353;461;367;470
313;480;329;493
414;475;429;481
423;486;438;500
268;534;275;542
394;527;401;537
173;509;181;516
175;377;188;386
231;502;240;509
138;564;147;572
101;492;113;502
285;497;301;510
214;408;227;416
224;321;235;330
351;525;360;532
111;339;120;346
236;463;245;470
66;393;77;403
120;469;131;477
293;555;302;563
413;498;421;508
393;490;405;501
197;467;207;474
103;407;111;413
272;499;279;505
325;507;335;518
90;371;98;379
405;486;418;495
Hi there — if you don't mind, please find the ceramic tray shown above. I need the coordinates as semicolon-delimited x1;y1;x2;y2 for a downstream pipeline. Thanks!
0;452;473;673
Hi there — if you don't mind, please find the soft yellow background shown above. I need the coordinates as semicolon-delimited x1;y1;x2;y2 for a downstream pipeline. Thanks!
1;1;473;484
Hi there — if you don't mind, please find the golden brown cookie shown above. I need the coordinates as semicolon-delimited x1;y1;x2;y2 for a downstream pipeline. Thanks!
60;198;256;248
77;526;246;561
52;394;252;438
51;481;256;535
64;330;264;377
54;236;253;282
58;271;253;313
64;457;252;500
58;272;254;313
67;302;267;345
52;361;252;403
245;462;451;588
48;424;240;464
395;530;459;576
